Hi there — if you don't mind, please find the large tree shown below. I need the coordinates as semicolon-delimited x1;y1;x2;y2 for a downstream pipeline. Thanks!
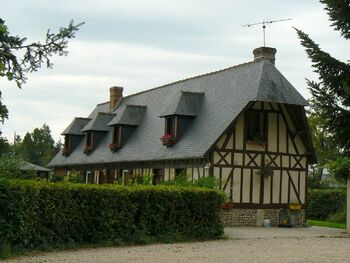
19;124;56;166
0;19;83;125
296;0;350;154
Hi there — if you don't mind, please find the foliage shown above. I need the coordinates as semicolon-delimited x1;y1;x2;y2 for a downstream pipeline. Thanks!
0;155;37;180
307;104;340;188
0;18;83;128
0;179;224;257
67;171;84;183
160;174;218;189
0;136;11;156
307;219;345;229
0;155;22;178
18;124;56;166
307;188;346;221
296;0;350;152
329;156;350;182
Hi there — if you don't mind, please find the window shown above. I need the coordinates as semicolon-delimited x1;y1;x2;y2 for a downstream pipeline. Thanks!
62;135;70;156
152;169;164;185
245;110;267;144
161;116;177;146
110;126;121;151
84;132;93;155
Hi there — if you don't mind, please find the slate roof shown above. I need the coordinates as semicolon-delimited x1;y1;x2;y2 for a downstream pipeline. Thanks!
160;91;204;117
20;162;51;172
109;105;147;126
62;117;91;135
48;59;313;168
82;112;116;132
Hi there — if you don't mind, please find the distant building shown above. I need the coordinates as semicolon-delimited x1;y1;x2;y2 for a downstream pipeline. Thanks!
20;161;51;179
48;47;316;226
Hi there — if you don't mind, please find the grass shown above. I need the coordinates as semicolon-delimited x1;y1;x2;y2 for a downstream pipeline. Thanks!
307;219;346;229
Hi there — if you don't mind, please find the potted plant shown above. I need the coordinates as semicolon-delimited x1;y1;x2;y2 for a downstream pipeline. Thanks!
62;148;69;157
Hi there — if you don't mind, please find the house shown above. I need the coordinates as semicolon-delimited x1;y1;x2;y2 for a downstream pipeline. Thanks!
48;47;316;226
20;161;51;179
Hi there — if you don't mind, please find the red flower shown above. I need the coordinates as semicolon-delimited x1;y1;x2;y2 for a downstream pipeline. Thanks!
160;134;175;146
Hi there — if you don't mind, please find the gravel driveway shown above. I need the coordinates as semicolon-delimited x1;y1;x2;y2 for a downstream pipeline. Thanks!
4;226;350;263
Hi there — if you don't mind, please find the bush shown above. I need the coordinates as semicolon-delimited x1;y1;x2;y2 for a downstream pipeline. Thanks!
160;174;218;189
307;189;346;221
0;179;224;257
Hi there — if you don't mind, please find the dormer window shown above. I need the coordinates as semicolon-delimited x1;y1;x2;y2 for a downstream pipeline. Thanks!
62;135;70;156
109;126;121;152
84;131;93;155
245;110;267;145
161;116;178;146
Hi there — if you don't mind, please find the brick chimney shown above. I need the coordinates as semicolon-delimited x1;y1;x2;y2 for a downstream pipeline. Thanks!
110;86;123;112
253;47;277;65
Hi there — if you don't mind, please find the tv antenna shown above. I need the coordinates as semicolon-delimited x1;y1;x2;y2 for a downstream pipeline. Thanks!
242;18;292;47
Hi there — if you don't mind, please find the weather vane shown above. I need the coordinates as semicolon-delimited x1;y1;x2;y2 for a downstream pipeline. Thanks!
243;18;292;47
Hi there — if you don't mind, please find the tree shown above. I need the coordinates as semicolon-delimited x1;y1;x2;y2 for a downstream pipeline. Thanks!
296;0;350;233
0;19;83;124
0;135;11;156
307;101;340;188
296;0;350;178
19;124;56;166
296;0;350;155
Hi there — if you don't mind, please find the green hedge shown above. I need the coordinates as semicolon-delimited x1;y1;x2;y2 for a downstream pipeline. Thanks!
0;179;224;256
307;189;346;220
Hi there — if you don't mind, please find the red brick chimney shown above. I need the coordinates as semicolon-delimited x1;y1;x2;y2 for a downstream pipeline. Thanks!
110;86;123;112
253;47;277;65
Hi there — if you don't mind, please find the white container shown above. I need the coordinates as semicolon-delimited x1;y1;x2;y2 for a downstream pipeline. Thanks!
263;219;271;227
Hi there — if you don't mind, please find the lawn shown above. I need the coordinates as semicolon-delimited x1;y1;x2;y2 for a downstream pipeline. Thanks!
307;219;346;229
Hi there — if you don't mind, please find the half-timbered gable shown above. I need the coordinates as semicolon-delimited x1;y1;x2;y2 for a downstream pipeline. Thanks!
49;46;315;226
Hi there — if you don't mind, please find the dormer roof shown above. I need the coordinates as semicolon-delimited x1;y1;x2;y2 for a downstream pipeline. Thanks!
61;117;91;135
81;112;115;132
109;104;147;126
160;91;204;117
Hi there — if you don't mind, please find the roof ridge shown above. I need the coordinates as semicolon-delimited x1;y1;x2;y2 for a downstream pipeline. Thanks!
75;117;91;120
97;101;109;106
123;60;257;99
255;60;268;100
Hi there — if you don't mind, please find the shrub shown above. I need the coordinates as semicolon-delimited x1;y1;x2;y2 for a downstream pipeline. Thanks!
307;189;346;221
0;179;224;257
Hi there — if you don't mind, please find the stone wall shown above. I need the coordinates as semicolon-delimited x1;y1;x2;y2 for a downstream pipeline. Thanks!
222;208;306;227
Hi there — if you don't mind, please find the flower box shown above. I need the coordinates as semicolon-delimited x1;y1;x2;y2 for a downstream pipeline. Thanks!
109;142;119;152
62;148;69;157
83;145;92;155
160;134;175;146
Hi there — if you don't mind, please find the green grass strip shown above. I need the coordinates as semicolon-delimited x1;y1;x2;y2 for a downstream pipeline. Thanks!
307;219;346;229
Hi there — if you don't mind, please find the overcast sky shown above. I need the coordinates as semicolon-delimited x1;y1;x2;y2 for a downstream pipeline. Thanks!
0;0;348;143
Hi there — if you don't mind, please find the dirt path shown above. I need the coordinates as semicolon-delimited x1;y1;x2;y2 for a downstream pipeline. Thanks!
4;227;350;263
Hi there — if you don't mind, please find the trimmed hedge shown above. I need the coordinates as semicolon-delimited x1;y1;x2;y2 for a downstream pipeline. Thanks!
307;189;346;220
0;179;224;255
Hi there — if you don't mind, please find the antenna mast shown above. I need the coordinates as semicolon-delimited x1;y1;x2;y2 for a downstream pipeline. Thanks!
243;18;292;47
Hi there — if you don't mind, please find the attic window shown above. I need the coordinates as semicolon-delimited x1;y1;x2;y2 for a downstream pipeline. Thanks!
84;131;93;155
161;116;177;146
109;126;121;152
245;110;267;145
62;135;70;157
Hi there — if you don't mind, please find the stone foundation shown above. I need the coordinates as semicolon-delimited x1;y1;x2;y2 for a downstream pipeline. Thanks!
221;208;305;227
